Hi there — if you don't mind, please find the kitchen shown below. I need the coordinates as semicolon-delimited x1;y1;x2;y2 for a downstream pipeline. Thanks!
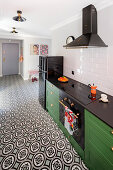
39;3;113;170
0;0;113;170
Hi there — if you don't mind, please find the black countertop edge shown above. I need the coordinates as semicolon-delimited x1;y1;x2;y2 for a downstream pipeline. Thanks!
47;76;113;129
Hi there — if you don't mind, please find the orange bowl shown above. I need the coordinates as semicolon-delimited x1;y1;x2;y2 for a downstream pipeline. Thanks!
58;77;69;82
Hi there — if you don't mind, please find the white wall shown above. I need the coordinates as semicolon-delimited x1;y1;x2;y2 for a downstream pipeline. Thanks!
23;37;51;80
0;39;22;76
52;5;113;96
0;35;51;79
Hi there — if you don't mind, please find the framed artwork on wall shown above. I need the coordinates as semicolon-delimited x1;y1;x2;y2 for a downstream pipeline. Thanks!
30;44;39;55
40;45;48;56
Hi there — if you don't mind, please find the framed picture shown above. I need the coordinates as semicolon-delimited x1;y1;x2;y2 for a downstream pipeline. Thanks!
30;44;39;55
40;45;48;56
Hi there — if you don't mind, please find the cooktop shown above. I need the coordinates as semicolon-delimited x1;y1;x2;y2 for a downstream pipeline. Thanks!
62;81;100;106
48;76;101;106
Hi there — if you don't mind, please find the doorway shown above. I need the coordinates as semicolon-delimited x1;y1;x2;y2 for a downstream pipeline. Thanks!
2;43;19;75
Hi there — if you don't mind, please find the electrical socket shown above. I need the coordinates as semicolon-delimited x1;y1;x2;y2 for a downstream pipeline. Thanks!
72;71;74;75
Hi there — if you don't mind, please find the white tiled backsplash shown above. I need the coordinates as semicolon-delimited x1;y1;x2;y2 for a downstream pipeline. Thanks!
63;47;113;96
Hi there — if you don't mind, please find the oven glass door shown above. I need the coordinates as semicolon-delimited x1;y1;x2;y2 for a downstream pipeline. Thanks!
59;99;84;150
59;100;80;134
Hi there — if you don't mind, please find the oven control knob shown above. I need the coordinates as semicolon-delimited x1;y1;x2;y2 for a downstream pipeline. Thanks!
71;103;74;107
64;97;68;101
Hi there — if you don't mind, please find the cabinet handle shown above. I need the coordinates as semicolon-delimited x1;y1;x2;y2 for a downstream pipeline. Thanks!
51;92;53;95
64;97;67;101
51;104;53;107
71;103;74;107
111;147;113;151
3;57;5;62
111;130;113;134
59;100;66;107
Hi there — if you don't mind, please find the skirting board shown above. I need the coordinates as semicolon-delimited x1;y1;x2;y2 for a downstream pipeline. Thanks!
0;74;28;79
20;74;29;80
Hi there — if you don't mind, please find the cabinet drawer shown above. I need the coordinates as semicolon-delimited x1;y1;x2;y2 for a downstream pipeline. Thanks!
46;84;59;124
46;80;59;96
46;87;59;101
46;97;59;122
85;110;113;143
47;97;59;113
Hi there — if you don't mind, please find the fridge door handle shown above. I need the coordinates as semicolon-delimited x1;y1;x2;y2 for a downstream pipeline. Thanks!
42;70;47;73
38;65;42;68
39;70;47;73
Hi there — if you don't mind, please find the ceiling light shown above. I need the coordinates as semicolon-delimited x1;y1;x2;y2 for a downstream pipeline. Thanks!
11;27;18;33
13;10;26;22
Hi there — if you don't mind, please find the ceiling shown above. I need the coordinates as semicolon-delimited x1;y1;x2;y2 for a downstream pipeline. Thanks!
0;0;112;38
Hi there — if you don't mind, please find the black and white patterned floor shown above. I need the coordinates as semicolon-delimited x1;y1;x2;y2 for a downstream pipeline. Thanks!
0;75;88;170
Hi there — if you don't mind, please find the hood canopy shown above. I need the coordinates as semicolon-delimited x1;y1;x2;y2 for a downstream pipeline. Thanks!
63;4;108;48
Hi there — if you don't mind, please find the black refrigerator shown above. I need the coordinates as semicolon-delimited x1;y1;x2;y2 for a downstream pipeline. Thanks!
38;56;63;109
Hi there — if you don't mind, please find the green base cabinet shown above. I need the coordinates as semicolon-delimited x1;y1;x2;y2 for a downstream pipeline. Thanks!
46;80;113;169
85;109;113;170
46;80;59;125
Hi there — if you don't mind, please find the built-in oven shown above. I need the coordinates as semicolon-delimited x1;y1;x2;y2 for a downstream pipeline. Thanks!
59;90;85;150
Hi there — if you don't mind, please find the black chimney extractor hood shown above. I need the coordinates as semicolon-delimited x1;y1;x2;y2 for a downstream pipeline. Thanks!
63;4;108;48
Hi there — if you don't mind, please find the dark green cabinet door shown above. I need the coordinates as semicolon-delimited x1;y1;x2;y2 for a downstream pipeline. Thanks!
85;140;113;170
46;80;59;96
46;86;59;124
85;109;113;170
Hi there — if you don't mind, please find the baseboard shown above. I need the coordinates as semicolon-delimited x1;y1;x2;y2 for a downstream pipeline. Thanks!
20;74;29;80
23;78;29;80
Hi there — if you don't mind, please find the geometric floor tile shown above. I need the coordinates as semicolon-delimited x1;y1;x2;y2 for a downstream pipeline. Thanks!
0;75;88;170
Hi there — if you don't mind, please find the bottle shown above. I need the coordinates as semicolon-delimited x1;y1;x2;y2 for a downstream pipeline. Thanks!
91;83;97;98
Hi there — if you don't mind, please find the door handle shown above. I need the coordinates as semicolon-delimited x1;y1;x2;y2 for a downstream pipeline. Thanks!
3;57;5;62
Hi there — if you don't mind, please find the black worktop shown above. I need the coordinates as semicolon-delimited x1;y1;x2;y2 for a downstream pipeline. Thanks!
86;96;113;129
47;76;113;128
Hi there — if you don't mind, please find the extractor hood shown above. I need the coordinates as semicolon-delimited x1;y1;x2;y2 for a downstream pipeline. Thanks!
63;4;108;48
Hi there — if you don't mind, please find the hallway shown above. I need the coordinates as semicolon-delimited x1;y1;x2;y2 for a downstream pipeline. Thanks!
0;75;87;170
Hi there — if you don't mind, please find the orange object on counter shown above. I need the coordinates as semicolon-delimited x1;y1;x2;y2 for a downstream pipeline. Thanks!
58;76;69;82
91;84;97;97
